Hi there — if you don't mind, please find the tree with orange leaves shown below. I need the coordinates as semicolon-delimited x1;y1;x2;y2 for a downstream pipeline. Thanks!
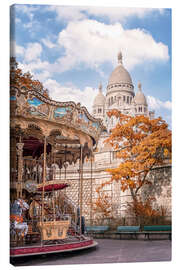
104;109;171;203
92;192;113;221
10;57;49;97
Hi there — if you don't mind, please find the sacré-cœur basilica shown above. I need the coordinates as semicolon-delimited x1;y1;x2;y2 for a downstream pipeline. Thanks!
61;52;171;225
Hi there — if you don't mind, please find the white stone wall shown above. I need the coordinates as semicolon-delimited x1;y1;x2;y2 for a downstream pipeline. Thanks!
57;153;171;224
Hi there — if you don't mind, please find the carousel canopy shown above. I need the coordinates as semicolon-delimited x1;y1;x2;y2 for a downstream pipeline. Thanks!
23;137;51;158
10;77;104;151
37;183;69;192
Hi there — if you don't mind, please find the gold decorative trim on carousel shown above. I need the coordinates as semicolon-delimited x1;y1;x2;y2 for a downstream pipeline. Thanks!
37;220;70;240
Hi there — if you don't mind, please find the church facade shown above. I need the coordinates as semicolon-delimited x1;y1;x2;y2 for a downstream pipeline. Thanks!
61;52;171;225
92;52;154;164
92;52;154;132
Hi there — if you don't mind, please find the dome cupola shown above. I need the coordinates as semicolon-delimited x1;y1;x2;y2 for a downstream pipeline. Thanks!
92;83;105;121
134;82;147;106
93;83;105;106
107;52;134;95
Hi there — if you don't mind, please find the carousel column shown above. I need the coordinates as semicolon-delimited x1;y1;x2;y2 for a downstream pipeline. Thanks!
90;151;93;226
16;141;24;198
41;136;47;224
10;132;17;183
64;145;67;195
49;145;54;181
79;145;83;235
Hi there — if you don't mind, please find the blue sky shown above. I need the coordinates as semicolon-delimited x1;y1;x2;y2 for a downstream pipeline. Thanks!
10;4;172;127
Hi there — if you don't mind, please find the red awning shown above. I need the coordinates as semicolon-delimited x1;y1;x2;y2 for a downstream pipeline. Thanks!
23;137;51;158
37;183;69;192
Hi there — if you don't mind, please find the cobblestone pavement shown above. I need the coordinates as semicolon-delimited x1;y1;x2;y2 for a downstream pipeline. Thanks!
11;239;171;266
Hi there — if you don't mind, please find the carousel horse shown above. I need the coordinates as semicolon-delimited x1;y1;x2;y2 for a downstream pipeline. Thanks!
10;198;29;243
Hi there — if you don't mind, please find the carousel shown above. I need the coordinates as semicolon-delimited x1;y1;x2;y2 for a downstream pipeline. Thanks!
10;58;103;258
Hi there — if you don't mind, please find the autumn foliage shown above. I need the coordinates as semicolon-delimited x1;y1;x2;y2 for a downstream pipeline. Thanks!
98;110;171;205
92;192;113;219
126;197;166;218
125;197;169;225
10;57;49;97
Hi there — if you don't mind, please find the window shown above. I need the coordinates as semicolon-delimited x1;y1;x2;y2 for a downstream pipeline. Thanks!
112;151;118;159
127;96;129;104
94;109;96;114
111;96;113;104
123;96;126;102
98;108;102;113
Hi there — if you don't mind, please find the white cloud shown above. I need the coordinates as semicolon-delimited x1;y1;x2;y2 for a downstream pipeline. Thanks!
85;7;164;23
47;6;163;23
33;70;51;82
41;38;56;49
10;41;25;57
147;96;172;111
24;21;33;29
57;19;169;71
17;19;169;82
15;17;21;24
43;79;99;113
47;6;87;22
24;43;42;62
15;4;39;20
16;45;25;55
18;59;50;74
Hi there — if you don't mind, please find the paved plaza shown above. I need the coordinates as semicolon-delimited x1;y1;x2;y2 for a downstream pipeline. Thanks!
11;239;171;266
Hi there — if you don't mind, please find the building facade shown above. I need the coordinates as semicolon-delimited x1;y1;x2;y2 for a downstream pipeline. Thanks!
61;52;171;225
92;52;154;131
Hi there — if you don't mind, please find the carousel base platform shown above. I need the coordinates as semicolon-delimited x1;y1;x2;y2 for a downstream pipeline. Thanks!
10;237;98;258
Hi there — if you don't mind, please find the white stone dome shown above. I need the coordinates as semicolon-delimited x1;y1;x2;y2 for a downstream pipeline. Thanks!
93;83;105;106
107;52;134;94
134;82;147;106
108;64;133;85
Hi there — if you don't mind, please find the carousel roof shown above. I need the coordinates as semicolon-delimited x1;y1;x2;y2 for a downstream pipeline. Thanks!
10;79;104;150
